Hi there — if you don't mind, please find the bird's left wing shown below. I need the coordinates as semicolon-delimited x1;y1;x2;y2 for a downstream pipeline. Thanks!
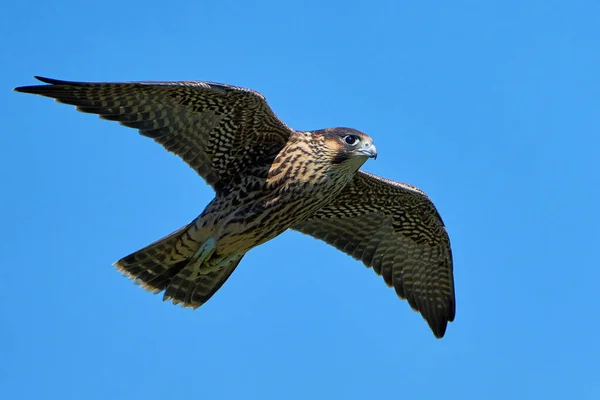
15;76;293;193
292;170;455;338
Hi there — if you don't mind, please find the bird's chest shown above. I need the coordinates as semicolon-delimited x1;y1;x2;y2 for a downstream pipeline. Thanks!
209;177;350;253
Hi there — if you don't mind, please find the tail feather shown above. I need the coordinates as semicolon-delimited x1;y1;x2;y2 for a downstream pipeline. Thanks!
114;224;191;293
113;223;243;308
165;255;243;308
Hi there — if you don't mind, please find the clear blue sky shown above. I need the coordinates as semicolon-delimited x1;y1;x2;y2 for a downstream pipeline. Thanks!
2;1;599;399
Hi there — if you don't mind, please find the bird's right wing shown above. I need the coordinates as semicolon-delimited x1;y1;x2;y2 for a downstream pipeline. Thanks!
292;171;455;338
15;76;293;193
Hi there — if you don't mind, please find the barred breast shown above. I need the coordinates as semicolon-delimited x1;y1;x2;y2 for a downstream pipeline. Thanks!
195;132;357;255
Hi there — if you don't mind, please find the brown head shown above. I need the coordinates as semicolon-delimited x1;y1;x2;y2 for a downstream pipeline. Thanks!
315;127;377;171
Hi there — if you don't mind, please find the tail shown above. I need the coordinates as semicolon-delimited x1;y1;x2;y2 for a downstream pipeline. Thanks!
114;223;244;309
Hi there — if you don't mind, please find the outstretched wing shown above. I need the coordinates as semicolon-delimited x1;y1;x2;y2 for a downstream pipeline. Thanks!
292;170;455;338
15;76;293;193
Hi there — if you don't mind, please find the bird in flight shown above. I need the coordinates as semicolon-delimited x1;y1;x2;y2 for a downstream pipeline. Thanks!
15;77;456;338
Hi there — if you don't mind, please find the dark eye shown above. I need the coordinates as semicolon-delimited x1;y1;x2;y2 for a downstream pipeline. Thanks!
344;135;359;145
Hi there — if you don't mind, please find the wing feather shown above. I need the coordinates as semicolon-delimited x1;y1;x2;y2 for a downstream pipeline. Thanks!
15;76;293;193
293;170;455;338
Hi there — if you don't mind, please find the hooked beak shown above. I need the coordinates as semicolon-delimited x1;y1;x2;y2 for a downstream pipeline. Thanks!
357;141;377;159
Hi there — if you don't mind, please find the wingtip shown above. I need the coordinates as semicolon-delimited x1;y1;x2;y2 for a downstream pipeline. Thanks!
14;76;50;93
14;76;77;93
429;308;455;338
432;323;448;339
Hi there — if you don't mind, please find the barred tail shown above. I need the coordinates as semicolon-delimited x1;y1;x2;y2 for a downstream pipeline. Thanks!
114;223;243;308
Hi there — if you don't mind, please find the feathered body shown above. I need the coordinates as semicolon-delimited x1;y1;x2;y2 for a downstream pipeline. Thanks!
206;129;365;255
15;77;455;338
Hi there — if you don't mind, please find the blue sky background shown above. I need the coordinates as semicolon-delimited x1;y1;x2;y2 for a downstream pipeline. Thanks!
2;1;599;399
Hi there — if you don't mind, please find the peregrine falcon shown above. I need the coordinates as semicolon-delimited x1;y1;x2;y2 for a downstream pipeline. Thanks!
15;77;456;338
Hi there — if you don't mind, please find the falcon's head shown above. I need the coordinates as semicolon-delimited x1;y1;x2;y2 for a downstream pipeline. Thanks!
319;128;377;170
